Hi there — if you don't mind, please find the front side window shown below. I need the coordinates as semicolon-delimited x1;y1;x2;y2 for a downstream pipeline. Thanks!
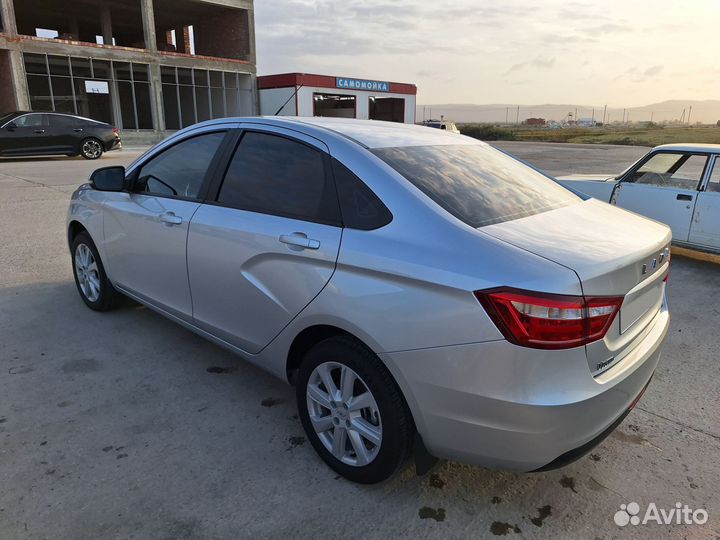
136;131;225;199
217;132;340;224
15;114;49;127
372;144;579;228
627;152;706;190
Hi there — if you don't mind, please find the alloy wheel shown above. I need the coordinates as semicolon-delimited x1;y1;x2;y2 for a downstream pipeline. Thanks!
75;243;101;302
82;140;102;159
306;361;383;466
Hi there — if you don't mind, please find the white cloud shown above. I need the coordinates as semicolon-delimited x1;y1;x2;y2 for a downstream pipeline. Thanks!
255;0;720;106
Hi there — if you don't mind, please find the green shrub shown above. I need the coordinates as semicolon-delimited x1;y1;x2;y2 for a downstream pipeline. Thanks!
458;124;516;141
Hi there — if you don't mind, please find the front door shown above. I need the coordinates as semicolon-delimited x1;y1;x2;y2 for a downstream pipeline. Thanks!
187;127;343;354
689;156;720;251
101;129;228;319
0;113;51;155
613;151;707;242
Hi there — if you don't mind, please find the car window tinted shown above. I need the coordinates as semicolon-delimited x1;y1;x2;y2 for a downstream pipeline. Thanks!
15;114;49;127
137;131;225;199
49;115;79;127
707;159;720;193
332;158;392;230
217;132;340;224
629;152;705;190
372;144;579;228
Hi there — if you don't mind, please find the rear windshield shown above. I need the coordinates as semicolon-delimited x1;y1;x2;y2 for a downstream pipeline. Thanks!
372;144;579;227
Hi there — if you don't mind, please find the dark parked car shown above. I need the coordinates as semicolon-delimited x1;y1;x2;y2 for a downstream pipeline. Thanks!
0;111;121;160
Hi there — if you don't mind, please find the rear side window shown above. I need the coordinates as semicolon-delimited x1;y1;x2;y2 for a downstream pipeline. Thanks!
49;115;79;127
137;131;225;199
372;144;579;228
217;132;340;225
332;158;392;230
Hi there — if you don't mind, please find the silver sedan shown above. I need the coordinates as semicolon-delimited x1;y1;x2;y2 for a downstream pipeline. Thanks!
67;117;670;483
558;143;720;253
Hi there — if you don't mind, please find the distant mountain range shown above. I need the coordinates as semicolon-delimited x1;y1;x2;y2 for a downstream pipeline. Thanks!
416;100;720;124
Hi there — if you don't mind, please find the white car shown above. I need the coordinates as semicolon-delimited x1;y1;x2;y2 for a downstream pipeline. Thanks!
558;143;720;253
422;119;461;134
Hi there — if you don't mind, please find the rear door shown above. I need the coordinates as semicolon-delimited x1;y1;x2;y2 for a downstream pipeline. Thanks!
688;155;720;251
612;151;707;242
187;126;342;354
102;127;230;320
47;114;80;154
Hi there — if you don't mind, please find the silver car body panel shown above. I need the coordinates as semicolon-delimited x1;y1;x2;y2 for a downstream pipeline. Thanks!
67;117;671;471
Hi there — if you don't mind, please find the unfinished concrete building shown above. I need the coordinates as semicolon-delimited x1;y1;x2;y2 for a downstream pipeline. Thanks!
0;0;257;140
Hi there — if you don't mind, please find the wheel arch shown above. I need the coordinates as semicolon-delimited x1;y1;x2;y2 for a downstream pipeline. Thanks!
286;324;357;385
285;323;419;432
67;220;88;250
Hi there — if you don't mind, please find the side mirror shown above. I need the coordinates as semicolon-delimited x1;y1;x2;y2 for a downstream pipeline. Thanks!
90;166;126;191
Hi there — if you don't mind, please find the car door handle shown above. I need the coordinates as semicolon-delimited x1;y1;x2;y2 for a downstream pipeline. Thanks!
279;233;320;250
73;128;83;133
34;129;45;134
158;212;182;225
677;194;693;201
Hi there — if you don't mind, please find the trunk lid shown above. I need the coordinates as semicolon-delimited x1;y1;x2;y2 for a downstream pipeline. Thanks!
480;199;671;375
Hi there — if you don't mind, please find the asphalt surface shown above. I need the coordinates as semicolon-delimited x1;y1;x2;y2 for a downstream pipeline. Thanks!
0;144;718;540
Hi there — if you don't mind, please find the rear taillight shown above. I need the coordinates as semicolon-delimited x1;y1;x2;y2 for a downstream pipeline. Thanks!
112;127;119;135
474;287;623;350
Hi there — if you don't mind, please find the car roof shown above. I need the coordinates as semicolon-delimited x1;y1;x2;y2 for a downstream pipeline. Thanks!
653;143;720;153
190;116;477;149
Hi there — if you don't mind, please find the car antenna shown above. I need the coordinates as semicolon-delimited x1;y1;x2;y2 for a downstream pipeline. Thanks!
274;84;304;116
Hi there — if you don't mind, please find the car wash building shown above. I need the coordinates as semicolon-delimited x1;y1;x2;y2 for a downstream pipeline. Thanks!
258;73;417;123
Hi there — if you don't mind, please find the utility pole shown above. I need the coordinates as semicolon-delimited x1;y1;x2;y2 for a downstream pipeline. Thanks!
622;108;626;124
680;108;685;123
602;104;607;124
505;107;508;124
626;111;630;124
574;107;578;123
650;111;653;123
591;108;595;124
687;105;692;125
516;105;520;124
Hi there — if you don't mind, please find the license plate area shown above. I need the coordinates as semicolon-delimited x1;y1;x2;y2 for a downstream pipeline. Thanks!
619;276;663;334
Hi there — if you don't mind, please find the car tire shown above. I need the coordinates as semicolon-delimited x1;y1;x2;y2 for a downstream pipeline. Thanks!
80;138;104;160
296;336;414;483
71;231;121;311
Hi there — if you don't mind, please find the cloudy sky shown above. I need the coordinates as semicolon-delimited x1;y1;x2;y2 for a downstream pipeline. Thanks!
254;0;720;107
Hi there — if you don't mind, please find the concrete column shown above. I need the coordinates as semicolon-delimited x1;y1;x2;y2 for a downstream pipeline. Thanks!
8;50;30;110
148;63;165;131
0;0;18;35
246;7;256;64
100;5;112;45
140;0;157;51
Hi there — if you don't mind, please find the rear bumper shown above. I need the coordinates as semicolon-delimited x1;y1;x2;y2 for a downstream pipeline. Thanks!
105;137;122;152
381;299;669;471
